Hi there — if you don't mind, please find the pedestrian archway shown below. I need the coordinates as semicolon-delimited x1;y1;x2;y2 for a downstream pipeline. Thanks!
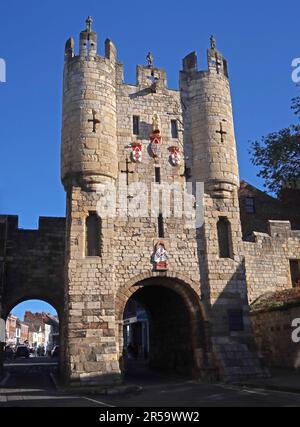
2;299;61;387
117;276;210;378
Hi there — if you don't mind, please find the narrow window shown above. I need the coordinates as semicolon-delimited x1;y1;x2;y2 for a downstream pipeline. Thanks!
86;212;101;257
171;120;178;139
133;116;140;136
155;167;161;184
228;310;244;332
290;260;300;287
244;197;255;214
158;214;164;238
217;217;232;259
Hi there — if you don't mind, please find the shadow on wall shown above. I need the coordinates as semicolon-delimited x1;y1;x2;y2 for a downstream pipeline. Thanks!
197;225;267;381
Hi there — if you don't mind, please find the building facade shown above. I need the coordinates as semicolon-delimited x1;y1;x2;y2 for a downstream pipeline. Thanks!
5;314;18;346
24;311;58;351
0;18;299;385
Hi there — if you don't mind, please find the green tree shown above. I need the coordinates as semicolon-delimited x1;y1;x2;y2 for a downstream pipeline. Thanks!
250;97;300;195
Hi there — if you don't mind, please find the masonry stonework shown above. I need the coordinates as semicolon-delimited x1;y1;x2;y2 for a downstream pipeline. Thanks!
0;18;299;384
243;222;300;303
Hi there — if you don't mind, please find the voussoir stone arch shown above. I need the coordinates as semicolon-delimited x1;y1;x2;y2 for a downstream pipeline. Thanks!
115;270;208;322
115;271;212;376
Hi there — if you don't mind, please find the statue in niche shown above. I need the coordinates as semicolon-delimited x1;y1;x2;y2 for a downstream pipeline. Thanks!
153;242;170;271
152;114;160;132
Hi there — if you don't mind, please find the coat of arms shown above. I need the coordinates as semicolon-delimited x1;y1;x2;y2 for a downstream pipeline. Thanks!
169;146;181;166
150;131;162;158
131;142;143;163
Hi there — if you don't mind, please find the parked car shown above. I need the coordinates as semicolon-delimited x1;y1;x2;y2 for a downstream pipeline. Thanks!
51;345;59;358
15;345;30;359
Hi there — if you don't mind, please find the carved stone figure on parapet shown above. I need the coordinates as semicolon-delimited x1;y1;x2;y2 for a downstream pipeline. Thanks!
86;16;93;33
210;35;216;50
147;52;153;67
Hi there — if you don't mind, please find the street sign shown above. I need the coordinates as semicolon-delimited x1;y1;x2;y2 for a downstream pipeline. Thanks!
0;318;5;343
123;317;137;326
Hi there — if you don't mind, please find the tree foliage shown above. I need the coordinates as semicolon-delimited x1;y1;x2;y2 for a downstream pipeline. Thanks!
250;96;300;195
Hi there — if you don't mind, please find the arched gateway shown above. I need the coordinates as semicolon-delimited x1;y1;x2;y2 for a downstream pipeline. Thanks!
116;275;211;377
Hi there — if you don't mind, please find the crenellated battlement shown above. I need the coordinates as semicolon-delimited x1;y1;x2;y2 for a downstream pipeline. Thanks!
64;20;230;93
246;221;300;244
0;215;65;233
181;36;229;79
242;220;300;303
64;16;117;64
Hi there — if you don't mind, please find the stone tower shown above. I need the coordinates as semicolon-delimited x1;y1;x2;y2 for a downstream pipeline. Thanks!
61;17;118;188
180;37;261;379
61;18;121;385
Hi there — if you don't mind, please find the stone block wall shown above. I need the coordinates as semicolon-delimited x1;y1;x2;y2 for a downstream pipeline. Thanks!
0;215;65;318
251;304;300;369
243;221;300;303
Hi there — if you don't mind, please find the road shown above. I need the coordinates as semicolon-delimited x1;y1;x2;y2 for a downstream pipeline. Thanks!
1;357;300;407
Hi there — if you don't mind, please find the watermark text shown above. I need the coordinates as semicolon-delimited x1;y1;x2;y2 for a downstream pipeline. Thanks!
0;58;6;83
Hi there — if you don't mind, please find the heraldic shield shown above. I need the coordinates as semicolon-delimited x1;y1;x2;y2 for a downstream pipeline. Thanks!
169;146;181;166
131;142;143;163
150;130;162;159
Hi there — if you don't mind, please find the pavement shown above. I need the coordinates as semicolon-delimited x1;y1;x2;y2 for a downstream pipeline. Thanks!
1;357;300;407
237;368;300;394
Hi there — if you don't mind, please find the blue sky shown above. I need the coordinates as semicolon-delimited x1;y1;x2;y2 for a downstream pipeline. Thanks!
0;0;299;230
11;300;57;321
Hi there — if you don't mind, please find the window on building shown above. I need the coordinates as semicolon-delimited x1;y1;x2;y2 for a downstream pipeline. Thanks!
155;167;161;184
133;116;140;136
244;197;255;214
86;212;101;257
217;217;232;259
158;214;165;238
290;260;300;287
171;120;178;139
228;310;244;332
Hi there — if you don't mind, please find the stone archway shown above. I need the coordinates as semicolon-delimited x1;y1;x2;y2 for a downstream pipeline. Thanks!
1;296;64;378
116;273;212;378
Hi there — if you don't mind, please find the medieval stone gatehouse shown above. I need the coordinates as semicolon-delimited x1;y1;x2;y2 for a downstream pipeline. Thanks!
0;18;299;385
